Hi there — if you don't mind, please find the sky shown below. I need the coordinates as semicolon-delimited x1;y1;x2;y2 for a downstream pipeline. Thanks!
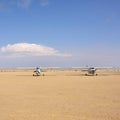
0;0;120;68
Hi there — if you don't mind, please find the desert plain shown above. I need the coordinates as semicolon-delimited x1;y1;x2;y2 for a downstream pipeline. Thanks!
0;68;120;120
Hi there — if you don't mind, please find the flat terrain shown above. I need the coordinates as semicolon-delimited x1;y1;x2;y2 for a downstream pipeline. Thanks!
0;68;120;120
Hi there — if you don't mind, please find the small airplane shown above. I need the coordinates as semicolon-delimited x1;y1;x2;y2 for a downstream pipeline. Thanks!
82;67;98;76
33;67;42;76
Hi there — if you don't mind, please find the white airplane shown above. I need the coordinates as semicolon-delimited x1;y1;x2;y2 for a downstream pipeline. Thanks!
82;67;98;76
33;67;41;76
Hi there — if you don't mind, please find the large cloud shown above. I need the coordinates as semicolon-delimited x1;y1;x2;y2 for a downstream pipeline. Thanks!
0;43;71;57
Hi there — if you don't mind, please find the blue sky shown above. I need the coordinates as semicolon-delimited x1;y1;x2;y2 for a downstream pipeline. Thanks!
0;0;120;68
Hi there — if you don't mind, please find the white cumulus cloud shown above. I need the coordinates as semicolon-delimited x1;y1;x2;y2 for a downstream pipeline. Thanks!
0;43;71;57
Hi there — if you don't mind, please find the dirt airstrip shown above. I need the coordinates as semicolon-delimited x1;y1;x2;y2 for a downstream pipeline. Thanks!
0;68;120;120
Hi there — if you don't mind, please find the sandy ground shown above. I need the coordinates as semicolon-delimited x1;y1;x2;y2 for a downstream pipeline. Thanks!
0;68;120;120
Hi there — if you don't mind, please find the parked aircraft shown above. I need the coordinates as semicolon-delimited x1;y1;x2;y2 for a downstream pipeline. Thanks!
82;67;98;76
33;67;41;76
